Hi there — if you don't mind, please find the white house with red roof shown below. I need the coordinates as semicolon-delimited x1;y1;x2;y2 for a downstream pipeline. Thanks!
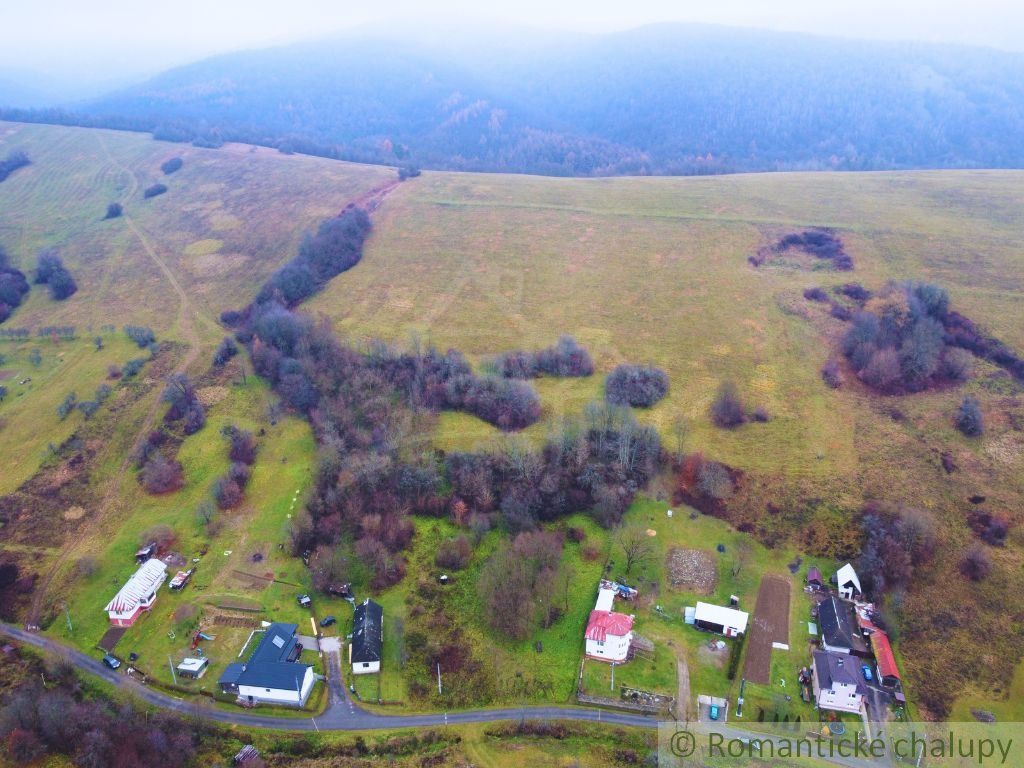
585;586;634;662
104;559;167;627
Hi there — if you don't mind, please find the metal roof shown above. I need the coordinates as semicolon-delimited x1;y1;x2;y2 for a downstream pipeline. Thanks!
585;610;634;642
694;602;749;633
220;661;311;691
352;599;383;664
104;559;167;615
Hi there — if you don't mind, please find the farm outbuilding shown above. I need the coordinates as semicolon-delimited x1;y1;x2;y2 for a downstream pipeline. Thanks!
806;566;823;587
692;602;748;637
177;657;209;679
834;563;862;601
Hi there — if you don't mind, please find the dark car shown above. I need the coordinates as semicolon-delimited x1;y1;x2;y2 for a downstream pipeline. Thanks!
102;654;121;670
320;615;337;627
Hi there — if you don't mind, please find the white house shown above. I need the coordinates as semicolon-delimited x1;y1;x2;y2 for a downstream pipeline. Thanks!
692;602;749;637
219;623;315;707
220;662;316;706
811;650;866;714
585;610;634;662
351;599;383;674
104;559;167;627
835;563;862;601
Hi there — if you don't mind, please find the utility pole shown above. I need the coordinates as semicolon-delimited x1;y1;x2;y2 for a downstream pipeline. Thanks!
168;655;177;685
610;662;616;691
436;663;442;695
737;677;746;718
63;604;73;634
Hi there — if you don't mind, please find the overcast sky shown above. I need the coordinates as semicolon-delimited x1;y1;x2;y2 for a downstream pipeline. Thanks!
4;0;1023;84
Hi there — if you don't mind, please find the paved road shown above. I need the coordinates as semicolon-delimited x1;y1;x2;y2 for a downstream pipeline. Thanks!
0;623;658;732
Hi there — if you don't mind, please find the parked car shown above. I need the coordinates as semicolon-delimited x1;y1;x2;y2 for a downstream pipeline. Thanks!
861;664;873;682
297;594;312;608
709;704;720;721
102;654;121;670
320;615;337;627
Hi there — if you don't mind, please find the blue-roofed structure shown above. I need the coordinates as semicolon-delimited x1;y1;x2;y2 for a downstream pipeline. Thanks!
218;622;315;707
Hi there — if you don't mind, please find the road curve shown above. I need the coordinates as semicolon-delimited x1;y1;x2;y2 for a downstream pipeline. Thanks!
0;623;658;732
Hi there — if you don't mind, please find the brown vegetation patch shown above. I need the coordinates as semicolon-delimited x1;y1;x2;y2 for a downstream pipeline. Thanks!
195;386;229;407
666;548;717;594
62;506;85;521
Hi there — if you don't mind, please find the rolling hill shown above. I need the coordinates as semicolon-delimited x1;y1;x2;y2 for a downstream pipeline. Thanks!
7;24;1024;175
1;121;1024;724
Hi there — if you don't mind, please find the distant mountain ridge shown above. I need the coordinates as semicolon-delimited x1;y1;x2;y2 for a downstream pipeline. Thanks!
5;23;1024;176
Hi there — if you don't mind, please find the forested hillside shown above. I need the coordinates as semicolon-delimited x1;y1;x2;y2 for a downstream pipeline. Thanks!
3;24;1024;175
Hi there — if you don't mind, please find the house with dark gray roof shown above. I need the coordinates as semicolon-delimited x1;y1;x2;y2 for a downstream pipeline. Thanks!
351;599;383;674
218;622;314;707
812;650;867;714
818;595;869;656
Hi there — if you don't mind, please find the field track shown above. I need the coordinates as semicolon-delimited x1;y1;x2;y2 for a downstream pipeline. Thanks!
26;134;208;626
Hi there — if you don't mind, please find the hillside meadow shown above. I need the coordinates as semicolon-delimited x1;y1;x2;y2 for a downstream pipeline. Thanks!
1;121;1023;724
307;168;1024;717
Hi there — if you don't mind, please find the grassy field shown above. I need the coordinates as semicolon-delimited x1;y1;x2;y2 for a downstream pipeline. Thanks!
3;122;1024;722
305;167;1024;718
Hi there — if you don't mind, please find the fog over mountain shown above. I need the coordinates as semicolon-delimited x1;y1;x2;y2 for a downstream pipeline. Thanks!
4;23;1024;175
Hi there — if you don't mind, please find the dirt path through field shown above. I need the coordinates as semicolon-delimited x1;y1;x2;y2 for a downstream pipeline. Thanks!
26;136;207;627
676;655;692;721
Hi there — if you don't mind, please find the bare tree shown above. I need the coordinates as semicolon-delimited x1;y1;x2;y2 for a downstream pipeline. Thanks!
616;524;654;575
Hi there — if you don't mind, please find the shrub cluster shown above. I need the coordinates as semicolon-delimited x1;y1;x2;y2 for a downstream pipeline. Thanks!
710;381;745;428
0;149;29;183
212;426;258;510
0;678;201;767
435;535;473;570
161;373;206;434
34;251;76;300
139;452;184;494
103;202;122;219
675;452;736;511
496;335;594;379
0;246;30;324
258;207;372;307
123;325;156;348
857;501;936;596
841;282;974;393
778;230;853;270
955;395;983;436
750;229;853;270
160;157;183;174
212;336;238;366
143;183;167;199
967;509;1009;547
213;462;252;510
944;310;1024;382
604;364;669;407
